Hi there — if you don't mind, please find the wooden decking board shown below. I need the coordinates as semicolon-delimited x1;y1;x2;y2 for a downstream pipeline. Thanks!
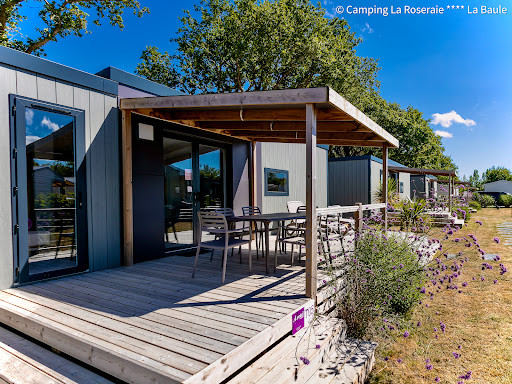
0;326;114;384
0;253;315;384
22;282;246;347
5;288;223;366
70;271;287;327
19;284;238;356
0;291;209;374
98;267;295;315
60;274;276;332
0;296;190;384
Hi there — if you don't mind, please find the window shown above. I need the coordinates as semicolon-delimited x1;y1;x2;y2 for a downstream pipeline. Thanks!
264;168;289;196
400;182;404;193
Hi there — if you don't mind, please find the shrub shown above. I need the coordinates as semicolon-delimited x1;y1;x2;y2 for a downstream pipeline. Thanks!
478;194;496;207
337;230;424;337
395;199;429;232
498;194;512;208
469;200;481;210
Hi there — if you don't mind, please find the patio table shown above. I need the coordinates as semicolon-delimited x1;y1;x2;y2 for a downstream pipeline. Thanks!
229;212;306;274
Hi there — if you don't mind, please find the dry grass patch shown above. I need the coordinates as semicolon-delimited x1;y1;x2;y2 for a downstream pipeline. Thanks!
368;208;512;384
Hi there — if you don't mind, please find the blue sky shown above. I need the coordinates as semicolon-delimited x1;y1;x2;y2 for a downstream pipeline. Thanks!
16;0;512;178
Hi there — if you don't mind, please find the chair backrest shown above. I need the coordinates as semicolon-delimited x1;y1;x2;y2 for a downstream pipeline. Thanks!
296;205;307;213
215;208;235;217
198;211;228;232
242;206;262;216
287;201;304;213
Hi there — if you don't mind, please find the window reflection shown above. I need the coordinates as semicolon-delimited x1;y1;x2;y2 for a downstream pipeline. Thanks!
25;108;77;275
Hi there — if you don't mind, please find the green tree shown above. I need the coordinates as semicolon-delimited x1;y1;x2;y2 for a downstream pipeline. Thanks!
329;97;457;171
0;0;148;55
136;0;456;171
50;161;74;177
482;166;512;184
136;0;379;98
200;164;220;180
468;169;483;189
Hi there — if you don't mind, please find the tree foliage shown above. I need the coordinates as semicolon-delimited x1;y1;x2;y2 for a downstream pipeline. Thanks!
136;0;379;99
0;0;148;55
136;0;456;171
482;166;512;183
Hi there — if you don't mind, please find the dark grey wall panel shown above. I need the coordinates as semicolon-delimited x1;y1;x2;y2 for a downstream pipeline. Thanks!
132;116;165;263
104;102;121;269
132;174;165;262
328;159;369;206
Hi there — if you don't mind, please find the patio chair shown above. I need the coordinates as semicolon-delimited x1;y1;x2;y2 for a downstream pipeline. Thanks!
214;207;249;261
192;211;252;284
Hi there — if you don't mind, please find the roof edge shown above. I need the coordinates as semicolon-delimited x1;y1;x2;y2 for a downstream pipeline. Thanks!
96;67;184;96
0;45;117;95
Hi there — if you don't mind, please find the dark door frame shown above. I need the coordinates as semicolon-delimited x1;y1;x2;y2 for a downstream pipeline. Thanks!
9;95;88;284
162;129;229;252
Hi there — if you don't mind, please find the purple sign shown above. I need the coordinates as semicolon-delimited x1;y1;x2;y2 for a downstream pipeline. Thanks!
292;307;305;334
292;302;315;335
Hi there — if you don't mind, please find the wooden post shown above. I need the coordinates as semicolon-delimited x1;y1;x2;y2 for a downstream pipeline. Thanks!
354;203;363;234
448;175;452;213
305;103;317;300
382;143;389;231
121;109;134;266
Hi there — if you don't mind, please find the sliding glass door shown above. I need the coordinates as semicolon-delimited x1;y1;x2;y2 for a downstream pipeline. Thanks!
163;136;225;252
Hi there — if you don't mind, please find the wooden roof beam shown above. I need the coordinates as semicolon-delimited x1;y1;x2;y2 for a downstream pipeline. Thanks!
194;121;368;132
133;108;354;122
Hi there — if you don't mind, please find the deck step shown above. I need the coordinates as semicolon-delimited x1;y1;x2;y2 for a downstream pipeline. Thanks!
0;325;114;384
226;316;346;384
306;338;377;384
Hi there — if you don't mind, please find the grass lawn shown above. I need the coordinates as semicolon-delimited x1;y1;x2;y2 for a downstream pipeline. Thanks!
368;208;512;384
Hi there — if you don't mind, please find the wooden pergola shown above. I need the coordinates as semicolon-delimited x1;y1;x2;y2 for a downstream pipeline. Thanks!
388;165;457;210
120;87;399;300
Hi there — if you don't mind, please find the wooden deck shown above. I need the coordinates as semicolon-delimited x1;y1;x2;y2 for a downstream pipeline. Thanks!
0;246;336;384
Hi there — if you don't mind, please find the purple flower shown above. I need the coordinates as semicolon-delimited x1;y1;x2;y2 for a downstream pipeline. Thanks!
403;331;410;338
435;377;440;382
397;358;402;363
453;352;461;359
476;220;483;225
494;237;500;244
316;344;321;349
426;364;433;370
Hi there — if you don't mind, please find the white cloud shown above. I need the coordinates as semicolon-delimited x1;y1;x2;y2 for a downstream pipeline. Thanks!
25;109;34;126
362;22;374;33
431;110;476;128
41;116;60;132
434;130;453;138
26;135;41;144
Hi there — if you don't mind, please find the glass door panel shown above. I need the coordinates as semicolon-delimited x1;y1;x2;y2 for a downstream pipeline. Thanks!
163;137;194;250
198;145;224;210
198;145;224;243
24;108;78;276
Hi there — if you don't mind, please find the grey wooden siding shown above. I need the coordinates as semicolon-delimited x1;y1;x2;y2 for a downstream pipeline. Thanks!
256;143;327;214
328;159;370;206
0;63;120;289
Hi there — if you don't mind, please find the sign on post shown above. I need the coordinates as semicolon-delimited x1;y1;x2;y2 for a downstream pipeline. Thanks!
292;301;315;335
